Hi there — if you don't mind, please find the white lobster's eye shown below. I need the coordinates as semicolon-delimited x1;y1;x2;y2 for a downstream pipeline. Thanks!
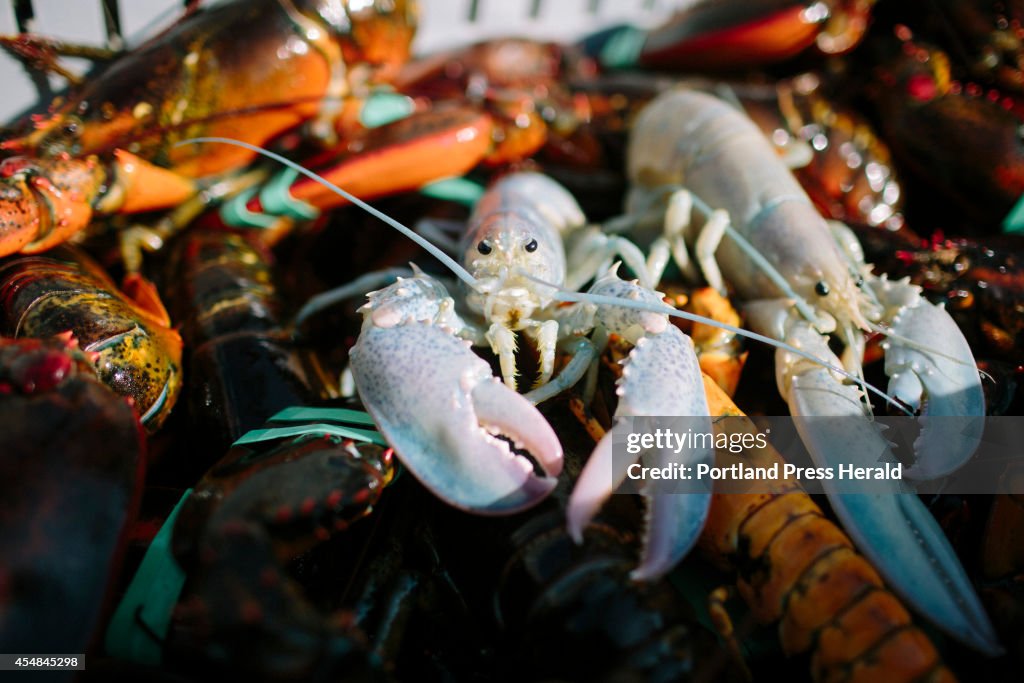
477;241;492;255
815;281;830;296
524;239;538;253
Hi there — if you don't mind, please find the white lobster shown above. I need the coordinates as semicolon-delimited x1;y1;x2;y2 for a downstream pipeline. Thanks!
340;171;925;582
348;173;715;580
620;88;996;654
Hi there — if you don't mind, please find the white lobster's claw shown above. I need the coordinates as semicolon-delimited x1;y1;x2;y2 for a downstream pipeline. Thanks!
873;278;985;480
567;324;713;581
351;322;562;514
776;320;1000;656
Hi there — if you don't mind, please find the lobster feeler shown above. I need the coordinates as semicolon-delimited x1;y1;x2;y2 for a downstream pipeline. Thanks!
176;137;902;410
176;138;482;291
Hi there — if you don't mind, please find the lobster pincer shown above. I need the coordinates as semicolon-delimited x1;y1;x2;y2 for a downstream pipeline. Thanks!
759;311;1000;655
869;275;986;480
567;269;713;581
349;271;562;514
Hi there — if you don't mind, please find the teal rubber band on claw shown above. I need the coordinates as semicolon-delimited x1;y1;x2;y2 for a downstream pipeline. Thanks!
260;168;321;220
270;406;378;426
220;186;280;229
233;423;386;446
1002;193;1024;233
104;489;191;665
231;406;386;447
360;91;416;129
420;177;486;208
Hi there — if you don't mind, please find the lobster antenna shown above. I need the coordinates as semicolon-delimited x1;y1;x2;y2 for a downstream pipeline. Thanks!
515;268;914;416
175;138;912;414
174;137;481;291
866;322;977;370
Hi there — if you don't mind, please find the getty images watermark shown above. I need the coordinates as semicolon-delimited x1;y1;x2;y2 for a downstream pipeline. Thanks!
610;415;1022;495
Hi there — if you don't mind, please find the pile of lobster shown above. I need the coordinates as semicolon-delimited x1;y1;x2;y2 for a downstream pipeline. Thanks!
2;1;1024;681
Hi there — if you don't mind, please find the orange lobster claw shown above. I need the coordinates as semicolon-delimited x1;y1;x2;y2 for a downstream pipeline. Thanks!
0;169;44;255
109;150;197;214
0;155;106;255
256;105;493;213
0;151;197;258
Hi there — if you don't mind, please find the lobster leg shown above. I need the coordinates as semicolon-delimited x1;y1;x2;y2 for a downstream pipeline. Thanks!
658;188;731;295
349;272;562;514
522;336;598;406
563;227;657;291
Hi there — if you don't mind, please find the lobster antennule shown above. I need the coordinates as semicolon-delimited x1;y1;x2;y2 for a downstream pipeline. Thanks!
174;137;481;291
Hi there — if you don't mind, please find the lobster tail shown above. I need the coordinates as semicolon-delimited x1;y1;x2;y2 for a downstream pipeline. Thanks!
699;377;955;683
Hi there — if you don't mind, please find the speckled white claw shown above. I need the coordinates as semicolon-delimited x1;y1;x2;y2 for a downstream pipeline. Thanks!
350;275;562;514
567;272;713;581
352;322;561;513
872;278;985;480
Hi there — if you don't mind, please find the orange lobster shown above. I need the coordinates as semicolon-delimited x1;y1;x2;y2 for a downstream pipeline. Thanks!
0;0;493;263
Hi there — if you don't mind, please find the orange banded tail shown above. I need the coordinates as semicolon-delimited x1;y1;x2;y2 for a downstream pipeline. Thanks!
699;376;956;683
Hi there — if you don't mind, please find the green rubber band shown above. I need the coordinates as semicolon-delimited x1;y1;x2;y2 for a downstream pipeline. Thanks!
102;409;383;663
420;176;486;208
599;25;647;70
260;167;321;220
268;406;377;426
1002;193;1024;233
220;186;280;230
360;91;416;129
104;489;191;665
233;423;387;447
